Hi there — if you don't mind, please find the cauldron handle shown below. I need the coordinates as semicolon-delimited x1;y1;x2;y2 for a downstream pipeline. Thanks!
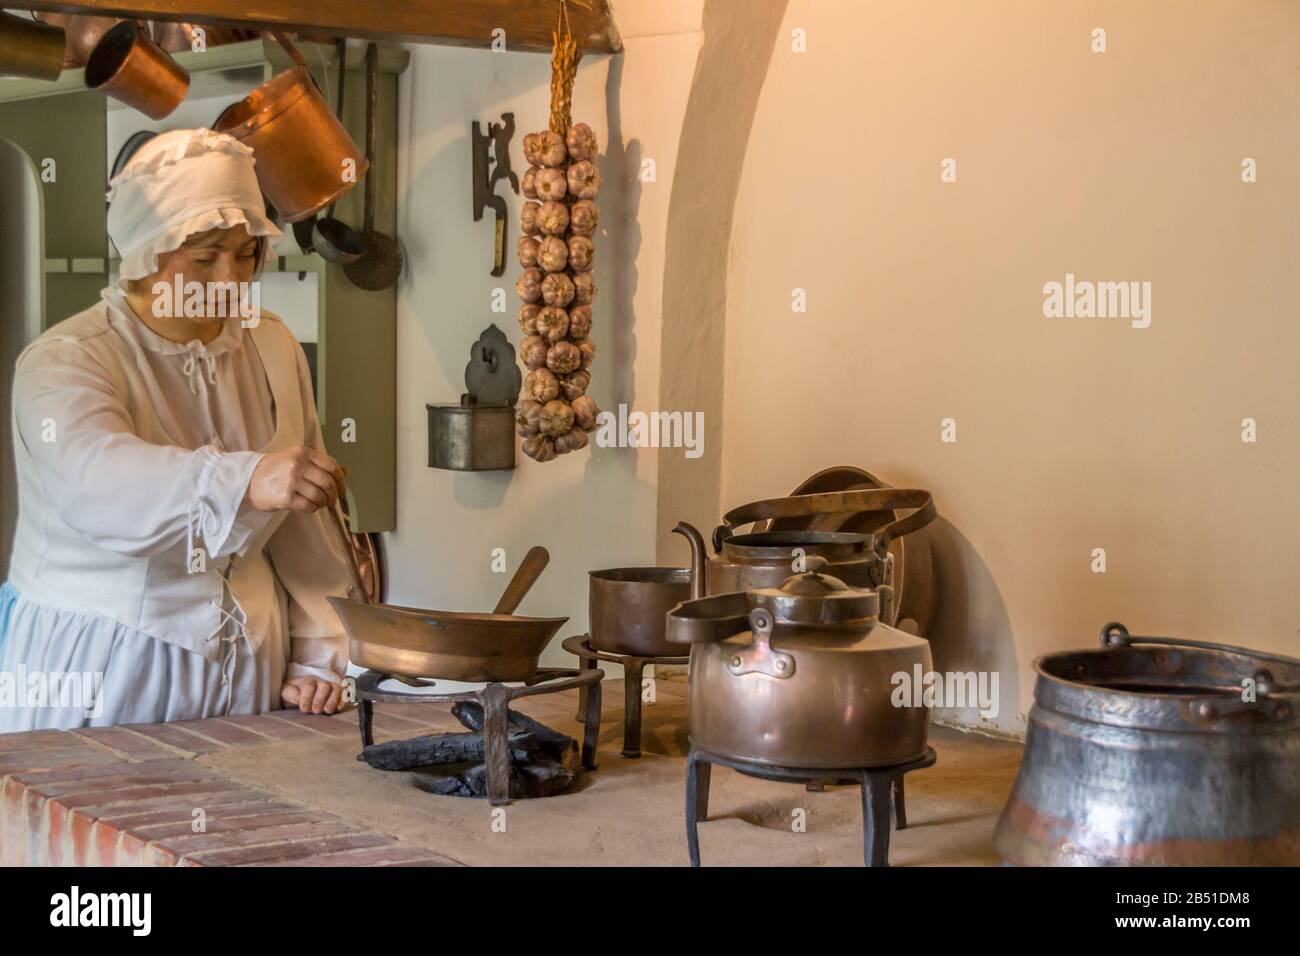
720;489;936;548
1101;622;1300;710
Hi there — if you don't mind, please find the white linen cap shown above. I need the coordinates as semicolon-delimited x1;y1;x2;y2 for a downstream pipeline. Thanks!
106;127;283;282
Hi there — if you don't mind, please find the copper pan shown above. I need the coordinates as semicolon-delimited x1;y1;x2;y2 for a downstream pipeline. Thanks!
327;546;566;683
85;19;189;119
0;11;69;81
33;13;121;68
150;22;257;54
214;32;367;224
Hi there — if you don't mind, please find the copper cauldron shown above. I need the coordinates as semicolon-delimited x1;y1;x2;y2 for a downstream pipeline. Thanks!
214;32;367;223
673;488;935;624
994;623;1300;866
666;557;932;768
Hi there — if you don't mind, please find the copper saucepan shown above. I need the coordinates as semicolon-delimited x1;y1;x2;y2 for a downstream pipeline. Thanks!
0;11;69;81
85;19;190;119
214;32;368;224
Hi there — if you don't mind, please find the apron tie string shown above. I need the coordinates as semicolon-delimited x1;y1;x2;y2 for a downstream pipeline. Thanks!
206;569;254;716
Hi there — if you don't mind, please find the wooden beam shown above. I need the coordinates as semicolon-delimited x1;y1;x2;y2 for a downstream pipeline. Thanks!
5;0;622;53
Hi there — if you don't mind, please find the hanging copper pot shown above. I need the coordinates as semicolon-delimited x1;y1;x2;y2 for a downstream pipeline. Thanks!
149;22;258;54
214;32;368;224
85;19;189;119
32;13;123;69
0;11;68;81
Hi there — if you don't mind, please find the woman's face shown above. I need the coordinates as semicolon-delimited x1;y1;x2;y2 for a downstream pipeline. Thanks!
137;223;261;321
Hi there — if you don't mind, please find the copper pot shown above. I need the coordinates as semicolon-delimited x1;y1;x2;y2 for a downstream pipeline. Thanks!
0;11;69;81
673;488;936;623
666;556;932;768
33;13;123;69
589;567;692;656
994;623;1300;865
214;32;367;224
85;19;189;119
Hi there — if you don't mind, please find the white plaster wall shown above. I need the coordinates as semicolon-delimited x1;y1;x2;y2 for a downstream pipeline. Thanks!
722;0;1300;735
383;7;704;669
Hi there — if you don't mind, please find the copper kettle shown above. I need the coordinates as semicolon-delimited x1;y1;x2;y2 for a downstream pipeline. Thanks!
666;556;932;769
673;488;935;624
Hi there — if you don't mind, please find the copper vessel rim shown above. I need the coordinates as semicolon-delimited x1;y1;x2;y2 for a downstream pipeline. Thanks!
590;567;692;584
1032;644;1300;695
333;596;566;626
214;66;314;135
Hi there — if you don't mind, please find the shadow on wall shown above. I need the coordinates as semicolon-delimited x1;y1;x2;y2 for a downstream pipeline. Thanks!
920;517;1022;737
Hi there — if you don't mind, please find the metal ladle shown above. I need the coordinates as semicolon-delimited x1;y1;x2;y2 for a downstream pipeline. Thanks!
342;42;403;291
293;37;365;265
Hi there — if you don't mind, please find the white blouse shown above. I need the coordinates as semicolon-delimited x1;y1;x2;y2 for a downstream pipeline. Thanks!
4;282;351;708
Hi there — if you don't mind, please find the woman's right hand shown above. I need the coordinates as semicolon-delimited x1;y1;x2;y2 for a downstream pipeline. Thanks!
245;445;347;513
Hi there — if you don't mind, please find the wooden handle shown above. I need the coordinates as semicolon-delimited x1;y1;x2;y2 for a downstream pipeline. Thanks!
493;546;549;615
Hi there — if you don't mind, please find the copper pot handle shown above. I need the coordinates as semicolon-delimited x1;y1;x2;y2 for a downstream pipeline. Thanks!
269;30;311;73
719;489;936;548
726;608;795;680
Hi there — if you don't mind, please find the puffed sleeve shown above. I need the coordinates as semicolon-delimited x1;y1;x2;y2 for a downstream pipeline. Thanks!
264;341;352;684
12;338;267;559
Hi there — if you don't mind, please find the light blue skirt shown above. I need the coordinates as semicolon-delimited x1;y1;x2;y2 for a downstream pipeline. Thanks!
0;581;286;732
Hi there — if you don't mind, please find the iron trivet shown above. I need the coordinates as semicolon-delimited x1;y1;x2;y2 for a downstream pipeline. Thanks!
685;745;938;867
353;667;602;806
562;634;688;758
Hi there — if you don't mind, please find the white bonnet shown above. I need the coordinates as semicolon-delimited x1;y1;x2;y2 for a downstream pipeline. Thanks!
106;127;283;281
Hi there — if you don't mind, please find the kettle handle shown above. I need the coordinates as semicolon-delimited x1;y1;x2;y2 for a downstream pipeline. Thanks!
726;608;796;680
720;489;936;547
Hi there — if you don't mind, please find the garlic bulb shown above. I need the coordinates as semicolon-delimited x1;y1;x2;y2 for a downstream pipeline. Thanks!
566;123;597;162
521;335;548;371
567;304;593;339
540;399;575;437
571;394;600;432
518;304;541;336
554;428;589;454
572;271;596;306
547;341;581;375
567;236;594;272
535;167;567;202
576;337;597;370
522;165;540;200
560;369;591;401
522;133;544;166
515;267;544;304
537;236;569;273
569;199;598;237
538;130;567;168
522;433;556;462
517;236;539;269
567;160;601;201
541;272;576;308
525;368;560;403
537;200;570;237
537;306;570;344
521;201;542;236
515;398;543;437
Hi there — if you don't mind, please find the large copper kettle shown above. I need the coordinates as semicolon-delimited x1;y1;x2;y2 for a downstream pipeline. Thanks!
666;556;932;768
673;488;935;624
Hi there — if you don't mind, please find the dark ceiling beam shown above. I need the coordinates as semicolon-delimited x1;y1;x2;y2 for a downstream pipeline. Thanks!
5;0;622;53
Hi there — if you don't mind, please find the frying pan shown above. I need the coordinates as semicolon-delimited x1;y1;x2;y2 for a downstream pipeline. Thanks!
327;538;565;683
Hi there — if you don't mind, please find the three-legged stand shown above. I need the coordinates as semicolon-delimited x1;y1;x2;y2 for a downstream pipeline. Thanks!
685;746;937;867
354;667;603;806
562;635;688;758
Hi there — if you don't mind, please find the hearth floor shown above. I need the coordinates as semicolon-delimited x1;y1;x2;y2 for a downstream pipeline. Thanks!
1;673;1022;866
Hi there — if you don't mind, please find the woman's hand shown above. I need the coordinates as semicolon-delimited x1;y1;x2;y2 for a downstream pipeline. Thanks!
281;675;344;714
245;445;347;513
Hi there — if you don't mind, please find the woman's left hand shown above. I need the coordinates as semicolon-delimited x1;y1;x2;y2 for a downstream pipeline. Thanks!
281;676;344;714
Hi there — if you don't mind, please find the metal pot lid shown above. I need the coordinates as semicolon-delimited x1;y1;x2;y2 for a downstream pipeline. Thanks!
749;556;880;625
463;324;520;406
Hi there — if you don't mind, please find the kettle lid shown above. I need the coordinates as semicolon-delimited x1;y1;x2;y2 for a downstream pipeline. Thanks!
750;556;880;625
